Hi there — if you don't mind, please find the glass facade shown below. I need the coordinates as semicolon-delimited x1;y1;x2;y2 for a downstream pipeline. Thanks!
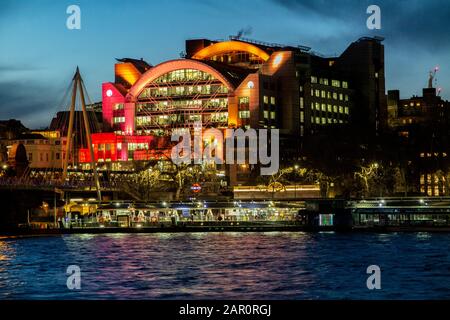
135;69;230;135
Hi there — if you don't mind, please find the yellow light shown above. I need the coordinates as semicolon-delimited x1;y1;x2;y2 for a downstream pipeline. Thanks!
192;41;270;61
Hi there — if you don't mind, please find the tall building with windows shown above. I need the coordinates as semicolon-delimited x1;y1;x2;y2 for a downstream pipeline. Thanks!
85;36;386;185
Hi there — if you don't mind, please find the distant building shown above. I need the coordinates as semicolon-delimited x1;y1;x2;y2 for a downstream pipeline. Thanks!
387;87;450;196
7;131;66;170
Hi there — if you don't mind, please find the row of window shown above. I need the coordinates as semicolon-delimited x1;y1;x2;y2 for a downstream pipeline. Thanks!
209;52;264;66
113;117;125;124
153;69;215;84
263;96;276;105
312;89;349;101
311;76;348;88
263;110;276;120
311;117;346;125
420;152;448;158
136;113;228;126
311;103;349;114
16;140;61;145
28;152;61;162
128;143;149;151
139;84;228;99
137;98;228;113
238;110;277;120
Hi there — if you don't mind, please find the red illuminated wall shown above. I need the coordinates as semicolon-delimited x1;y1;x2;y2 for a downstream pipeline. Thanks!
102;83;126;128
78;133;171;163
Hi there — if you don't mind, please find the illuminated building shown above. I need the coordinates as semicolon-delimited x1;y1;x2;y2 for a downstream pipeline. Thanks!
8;131;66;169
83;36;387;185
78;133;170;170
388;86;450;196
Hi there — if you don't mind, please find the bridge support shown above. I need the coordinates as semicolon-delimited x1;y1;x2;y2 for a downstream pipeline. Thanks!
62;67;102;201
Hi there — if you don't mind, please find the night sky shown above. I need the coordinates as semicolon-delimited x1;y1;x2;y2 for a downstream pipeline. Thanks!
1;0;449;128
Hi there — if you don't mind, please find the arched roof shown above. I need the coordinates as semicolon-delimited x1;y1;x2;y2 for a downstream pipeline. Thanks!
192;41;270;61
127;59;237;101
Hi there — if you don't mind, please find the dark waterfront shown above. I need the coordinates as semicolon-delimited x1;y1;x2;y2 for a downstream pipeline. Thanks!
0;232;450;300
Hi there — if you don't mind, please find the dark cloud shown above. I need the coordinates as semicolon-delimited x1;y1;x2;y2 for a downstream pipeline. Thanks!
0;79;64;129
0;65;43;72
271;0;450;51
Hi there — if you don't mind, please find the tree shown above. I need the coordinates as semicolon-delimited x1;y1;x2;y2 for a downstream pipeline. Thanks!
354;163;379;198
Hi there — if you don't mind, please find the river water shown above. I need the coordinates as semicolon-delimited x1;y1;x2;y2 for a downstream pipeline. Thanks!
0;232;449;299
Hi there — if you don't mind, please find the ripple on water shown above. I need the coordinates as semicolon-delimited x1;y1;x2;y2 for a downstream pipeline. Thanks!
0;232;450;299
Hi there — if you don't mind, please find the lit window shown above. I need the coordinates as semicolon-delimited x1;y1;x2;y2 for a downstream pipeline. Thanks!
332;80;341;87
315;103;320;110
300;97;304;109
315;90;320;97
339;93;344;101
300;111;304;123
113;117;125;123
333;92;338;100
321;104;326;111
264;96;269;104
327;104;332;112
239;96;249;104
311;76;318;84
321;90;326;98
264;111;269;119
339;106;344;113
270;111;276;119
270;97;276;105
344;107;349;114
342;81;348;89
239;110;250;119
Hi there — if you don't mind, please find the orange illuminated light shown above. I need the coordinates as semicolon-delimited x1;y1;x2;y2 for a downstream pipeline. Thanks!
192;41;270;62
115;63;141;86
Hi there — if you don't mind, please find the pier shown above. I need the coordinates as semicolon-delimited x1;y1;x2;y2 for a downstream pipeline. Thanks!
3;196;450;236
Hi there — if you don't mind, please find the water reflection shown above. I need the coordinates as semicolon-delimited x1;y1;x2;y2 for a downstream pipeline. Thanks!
0;232;450;299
